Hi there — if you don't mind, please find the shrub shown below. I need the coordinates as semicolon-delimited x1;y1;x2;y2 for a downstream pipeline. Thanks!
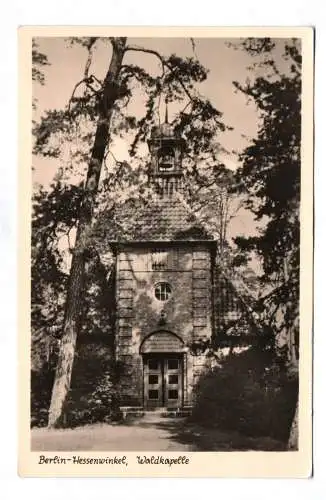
31;340;122;428
191;347;298;443
61;342;122;428
31;367;55;427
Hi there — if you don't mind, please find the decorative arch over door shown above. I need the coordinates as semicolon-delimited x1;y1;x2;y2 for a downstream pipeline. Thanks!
141;331;185;408
140;330;185;354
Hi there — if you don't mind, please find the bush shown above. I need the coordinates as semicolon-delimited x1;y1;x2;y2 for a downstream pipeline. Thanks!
31;341;122;428
31;367;55;427
191;347;298;443
61;342;122;428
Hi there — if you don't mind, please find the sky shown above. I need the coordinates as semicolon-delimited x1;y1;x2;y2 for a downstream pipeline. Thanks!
32;36;289;243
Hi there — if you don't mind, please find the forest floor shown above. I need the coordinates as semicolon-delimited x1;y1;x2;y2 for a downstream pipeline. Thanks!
31;412;286;452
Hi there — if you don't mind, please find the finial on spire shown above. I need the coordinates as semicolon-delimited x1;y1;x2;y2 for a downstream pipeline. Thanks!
164;96;169;124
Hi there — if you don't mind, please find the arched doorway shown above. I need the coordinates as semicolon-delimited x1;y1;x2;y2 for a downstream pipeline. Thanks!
140;331;186;409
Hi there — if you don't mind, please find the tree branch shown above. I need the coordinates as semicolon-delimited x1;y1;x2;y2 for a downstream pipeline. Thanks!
104;148;121;166
103;149;126;182
124;45;193;101
83;38;98;79
68;79;87;114
66;224;76;251
190;38;198;57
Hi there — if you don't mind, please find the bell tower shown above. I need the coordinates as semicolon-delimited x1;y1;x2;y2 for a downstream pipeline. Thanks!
147;101;185;197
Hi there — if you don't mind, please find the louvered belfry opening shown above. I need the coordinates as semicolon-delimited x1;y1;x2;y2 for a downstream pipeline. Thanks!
147;116;186;199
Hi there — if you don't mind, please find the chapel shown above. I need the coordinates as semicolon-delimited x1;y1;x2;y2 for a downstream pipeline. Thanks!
97;113;257;411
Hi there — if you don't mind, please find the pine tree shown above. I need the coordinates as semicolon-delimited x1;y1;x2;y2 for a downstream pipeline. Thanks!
232;38;301;447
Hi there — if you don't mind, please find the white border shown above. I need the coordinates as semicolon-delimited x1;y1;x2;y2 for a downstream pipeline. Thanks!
18;22;313;481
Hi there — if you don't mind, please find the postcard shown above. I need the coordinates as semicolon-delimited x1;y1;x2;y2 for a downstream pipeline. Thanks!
18;26;313;477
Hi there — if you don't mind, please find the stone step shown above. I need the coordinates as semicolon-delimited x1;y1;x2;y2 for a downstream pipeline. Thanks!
120;406;192;418
120;406;143;411
160;410;192;418
120;407;144;418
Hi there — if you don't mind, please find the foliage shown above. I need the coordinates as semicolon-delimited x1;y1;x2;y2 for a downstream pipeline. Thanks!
232;39;301;362
61;342;121;428
34;39;227;164
31;367;56;427
31;341;121;428
31;181;115;402
31;183;80;357
80;254;116;340
191;347;298;443
188;164;242;259
32;40;50;111
32;39;49;85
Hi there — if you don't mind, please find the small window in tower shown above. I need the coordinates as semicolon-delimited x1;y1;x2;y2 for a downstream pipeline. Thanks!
152;249;168;270
154;282;172;302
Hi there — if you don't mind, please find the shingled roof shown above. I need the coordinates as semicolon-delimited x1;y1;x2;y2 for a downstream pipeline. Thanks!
213;267;262;341
94;195;214;243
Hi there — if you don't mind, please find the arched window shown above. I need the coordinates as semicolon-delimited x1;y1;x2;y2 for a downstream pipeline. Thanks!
154;282;172;301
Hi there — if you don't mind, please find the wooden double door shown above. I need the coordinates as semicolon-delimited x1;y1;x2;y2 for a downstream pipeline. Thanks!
143;355;183;409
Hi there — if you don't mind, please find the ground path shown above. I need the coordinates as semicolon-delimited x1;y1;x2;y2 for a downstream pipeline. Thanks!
31;412;285;452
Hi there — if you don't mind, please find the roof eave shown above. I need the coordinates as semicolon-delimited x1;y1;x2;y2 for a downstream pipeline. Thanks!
108;239;217;250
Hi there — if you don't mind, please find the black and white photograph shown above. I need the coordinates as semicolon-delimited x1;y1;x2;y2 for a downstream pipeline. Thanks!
19;27;313;476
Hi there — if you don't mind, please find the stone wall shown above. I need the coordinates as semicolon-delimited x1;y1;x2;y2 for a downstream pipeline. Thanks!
115;244;213;406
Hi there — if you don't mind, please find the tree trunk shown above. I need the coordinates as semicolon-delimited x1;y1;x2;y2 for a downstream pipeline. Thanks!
288;398;298;450
47;37;127;428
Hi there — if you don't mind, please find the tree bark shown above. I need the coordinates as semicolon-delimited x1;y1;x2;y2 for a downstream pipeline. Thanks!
47;37;127;428
288;398;298;450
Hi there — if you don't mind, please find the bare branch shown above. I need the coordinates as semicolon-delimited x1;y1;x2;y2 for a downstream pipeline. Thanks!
66;38;100;115
83;38;98;79
104;148;120;165
179;99;192;116
67;224;76;251
230;199;243;219
125;45;193;101
103;148;126;180
67;74;103;117
124;45;165;70
190;38;198;57
68;79;87;114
